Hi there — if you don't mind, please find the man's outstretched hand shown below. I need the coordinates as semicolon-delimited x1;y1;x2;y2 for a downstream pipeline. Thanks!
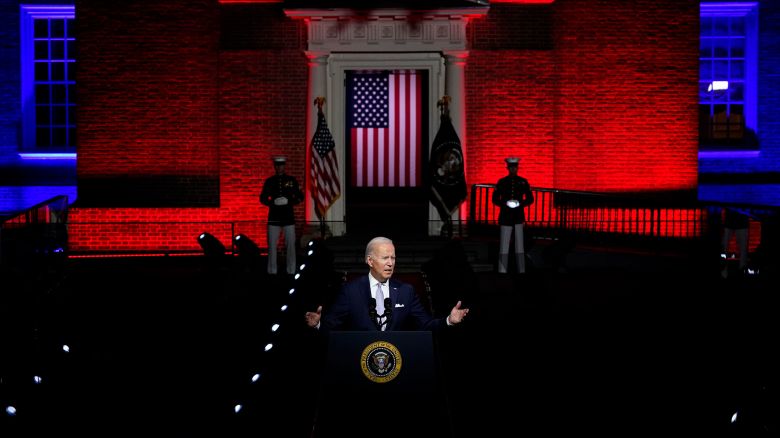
305;305;322;328
448;300;469;325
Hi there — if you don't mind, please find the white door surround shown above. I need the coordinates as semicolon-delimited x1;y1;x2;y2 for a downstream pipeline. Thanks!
285;7;488;236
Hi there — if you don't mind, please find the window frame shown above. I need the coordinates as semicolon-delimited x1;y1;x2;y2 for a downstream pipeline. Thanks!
20;4;76;154
699;2;759;151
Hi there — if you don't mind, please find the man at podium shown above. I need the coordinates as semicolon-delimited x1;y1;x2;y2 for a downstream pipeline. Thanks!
304;236;467;438
305;236;469;331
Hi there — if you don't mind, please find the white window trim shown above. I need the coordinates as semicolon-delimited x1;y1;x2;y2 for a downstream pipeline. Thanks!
700;2;759;139
20;5;76;152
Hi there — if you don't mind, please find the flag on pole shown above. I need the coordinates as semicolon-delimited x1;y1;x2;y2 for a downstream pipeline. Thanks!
310;108;341;218
429;111;467;219
347;70;422;188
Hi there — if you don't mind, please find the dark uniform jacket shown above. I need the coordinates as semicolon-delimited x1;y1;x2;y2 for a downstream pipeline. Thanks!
724;208;749;230
492;175;534;225
260;174;304;226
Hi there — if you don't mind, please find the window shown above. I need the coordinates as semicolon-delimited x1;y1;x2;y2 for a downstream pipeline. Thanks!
20;5;76;153
699;2;758;150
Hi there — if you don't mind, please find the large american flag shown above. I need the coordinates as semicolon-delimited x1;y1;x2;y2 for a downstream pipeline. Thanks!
310;109;341;218
347;71;423;187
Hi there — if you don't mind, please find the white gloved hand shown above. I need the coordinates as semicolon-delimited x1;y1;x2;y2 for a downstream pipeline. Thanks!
274;197;288;206
506;199;520;209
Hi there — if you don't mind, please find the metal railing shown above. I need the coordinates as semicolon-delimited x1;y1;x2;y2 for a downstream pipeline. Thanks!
470;184;709;242
0;195;69;267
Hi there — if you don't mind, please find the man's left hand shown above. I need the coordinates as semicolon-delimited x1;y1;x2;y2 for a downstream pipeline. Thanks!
448;300;469;325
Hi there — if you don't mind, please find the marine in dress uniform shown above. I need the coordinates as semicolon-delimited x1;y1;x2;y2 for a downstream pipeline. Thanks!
492;157;534;273
721;207;750;278
260;156;304;274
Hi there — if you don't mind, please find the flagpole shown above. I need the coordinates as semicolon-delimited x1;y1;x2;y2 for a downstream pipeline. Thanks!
314;97;327;238
437;96;454;239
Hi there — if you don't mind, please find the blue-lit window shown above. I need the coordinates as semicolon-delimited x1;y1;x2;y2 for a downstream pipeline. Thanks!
699;2;758;150
20;5;76;152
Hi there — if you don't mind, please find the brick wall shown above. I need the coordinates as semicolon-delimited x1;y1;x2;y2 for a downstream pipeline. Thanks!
465;48;556;189
69;0;709;252
74;0;221;206
758;0;780;172
216;48;308;243
467;1;699;192
0;0;20;160
69;1;307;251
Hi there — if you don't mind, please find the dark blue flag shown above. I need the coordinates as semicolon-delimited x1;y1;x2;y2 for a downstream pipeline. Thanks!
429;113;467;219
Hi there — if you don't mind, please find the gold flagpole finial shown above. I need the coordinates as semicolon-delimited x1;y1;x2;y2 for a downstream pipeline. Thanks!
437;96;451;116
314;97;326;111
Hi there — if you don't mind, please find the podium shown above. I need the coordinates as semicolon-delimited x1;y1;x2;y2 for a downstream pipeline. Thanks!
313;331;451;438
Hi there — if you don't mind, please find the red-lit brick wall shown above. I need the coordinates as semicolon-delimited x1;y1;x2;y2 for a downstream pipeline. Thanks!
70;0;700;252
69;1;308;252
552;0;699;192
467;1;699;192
215;48;308;244
74;0;220;180
466;50;556;189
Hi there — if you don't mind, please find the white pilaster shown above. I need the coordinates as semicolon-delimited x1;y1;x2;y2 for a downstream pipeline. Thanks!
305;51;330;226
443;50;469;224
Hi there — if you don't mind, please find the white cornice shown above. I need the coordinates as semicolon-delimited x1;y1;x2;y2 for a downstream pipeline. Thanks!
284;7;489;19
286;8;486;52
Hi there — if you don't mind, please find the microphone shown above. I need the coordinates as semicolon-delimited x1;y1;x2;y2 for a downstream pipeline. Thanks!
383;298;392;318
369;298;382;330
369;298;377;319
380;297;392;329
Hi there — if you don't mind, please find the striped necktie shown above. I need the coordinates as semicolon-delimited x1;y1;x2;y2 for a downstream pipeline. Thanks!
375;283;385;329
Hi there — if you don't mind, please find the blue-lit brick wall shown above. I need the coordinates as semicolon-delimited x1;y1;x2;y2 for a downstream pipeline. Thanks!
0;0;20;160
758;0;780;172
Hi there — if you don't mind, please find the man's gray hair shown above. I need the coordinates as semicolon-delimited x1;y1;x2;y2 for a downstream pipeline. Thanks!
365;236;393;258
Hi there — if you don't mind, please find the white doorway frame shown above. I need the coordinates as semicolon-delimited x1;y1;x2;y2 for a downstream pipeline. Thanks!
325;52;445;236
286;7;488;237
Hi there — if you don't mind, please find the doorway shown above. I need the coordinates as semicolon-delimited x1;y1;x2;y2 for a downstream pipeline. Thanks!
344;69;429;238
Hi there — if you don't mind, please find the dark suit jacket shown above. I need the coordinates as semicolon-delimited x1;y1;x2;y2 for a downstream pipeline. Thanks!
321;275;444;332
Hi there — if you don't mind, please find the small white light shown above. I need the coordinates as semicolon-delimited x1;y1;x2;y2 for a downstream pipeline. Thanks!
731;411;738;423
288;288;295;295
33;376;42;384
6;406;17;416
234;404;243;414
62;344;70;353
707;81;729;92
251;373;261;383
747;268;757;275
720;252;727;259
308;250;314;256
235;235;241;241
264;343;273;352
294;273;301;280
199;233;206;240
308;241;314;247
271;324;280;332
19;152;76;160
280;305;288;312
299;264;306;271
